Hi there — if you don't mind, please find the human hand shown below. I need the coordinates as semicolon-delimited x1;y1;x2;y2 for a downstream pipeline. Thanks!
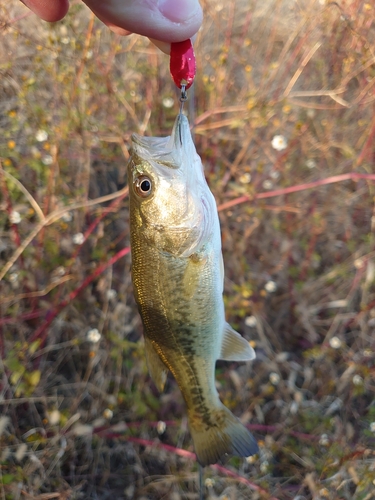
21;0;202;53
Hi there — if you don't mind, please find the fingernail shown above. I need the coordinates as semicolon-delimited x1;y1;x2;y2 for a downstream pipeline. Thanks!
149;38;171;55
158;0;201;23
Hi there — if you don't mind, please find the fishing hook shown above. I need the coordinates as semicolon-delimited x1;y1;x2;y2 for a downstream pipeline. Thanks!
179;83;188;115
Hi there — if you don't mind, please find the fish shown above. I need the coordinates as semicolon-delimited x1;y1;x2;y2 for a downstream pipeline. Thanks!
127;114;258;466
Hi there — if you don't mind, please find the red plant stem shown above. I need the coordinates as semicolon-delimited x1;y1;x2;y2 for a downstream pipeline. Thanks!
217;172;375;212
29;246;131;344
50;188;129;309
124;436;280;500
0;309;46;327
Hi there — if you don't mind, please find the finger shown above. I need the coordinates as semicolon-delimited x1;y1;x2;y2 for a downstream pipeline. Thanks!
20;0;70;22
83;0;203;43
149;39;172;55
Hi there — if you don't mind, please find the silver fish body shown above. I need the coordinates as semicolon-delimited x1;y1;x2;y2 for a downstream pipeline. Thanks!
128;114;258;466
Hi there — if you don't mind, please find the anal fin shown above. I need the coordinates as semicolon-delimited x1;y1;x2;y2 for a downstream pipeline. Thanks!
144;337;168;392
219;323;256;361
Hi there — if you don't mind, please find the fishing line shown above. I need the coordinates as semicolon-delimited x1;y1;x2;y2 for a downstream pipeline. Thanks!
198;463;204;500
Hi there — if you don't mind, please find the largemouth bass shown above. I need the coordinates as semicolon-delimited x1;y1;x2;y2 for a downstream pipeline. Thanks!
128;114;258;466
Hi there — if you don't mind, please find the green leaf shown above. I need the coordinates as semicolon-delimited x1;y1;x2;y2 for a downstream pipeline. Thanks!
1;474;15;485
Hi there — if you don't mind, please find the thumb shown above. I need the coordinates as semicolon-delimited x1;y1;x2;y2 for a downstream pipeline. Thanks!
83;0;202;43
20;0;69;22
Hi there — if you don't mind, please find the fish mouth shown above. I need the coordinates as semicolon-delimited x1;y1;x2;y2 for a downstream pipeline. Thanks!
131;115;193;169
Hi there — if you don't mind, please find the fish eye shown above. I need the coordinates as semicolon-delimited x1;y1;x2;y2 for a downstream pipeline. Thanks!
134;175;152;198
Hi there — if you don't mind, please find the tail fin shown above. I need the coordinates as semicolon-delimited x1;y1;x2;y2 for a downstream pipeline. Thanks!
188;404;258;466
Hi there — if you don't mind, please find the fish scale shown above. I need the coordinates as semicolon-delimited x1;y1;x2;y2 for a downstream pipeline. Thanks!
128;114;258;466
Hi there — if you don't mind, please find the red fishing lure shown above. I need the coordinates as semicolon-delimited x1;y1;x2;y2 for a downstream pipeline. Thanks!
170;39;196;90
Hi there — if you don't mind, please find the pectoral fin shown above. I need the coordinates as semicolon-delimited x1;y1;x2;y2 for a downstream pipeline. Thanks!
144;337;168;392
219;323;256;361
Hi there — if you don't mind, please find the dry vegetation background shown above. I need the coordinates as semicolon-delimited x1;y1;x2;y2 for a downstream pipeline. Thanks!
1;0;375;498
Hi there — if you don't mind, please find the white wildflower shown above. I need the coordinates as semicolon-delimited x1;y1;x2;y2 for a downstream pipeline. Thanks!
245;315;257;327
35;130;48;142
48;410;61;425
370;422;375;433
162;97;174;108
239;172;252;184
8;272;19;283
42;155;53;165
61;36;70;44
262;179;273;190
354;258;364;269
269;372;280;385
245;455;257;464
72;232;84;245
270;170;280;180
9;210;21;224
329;336;342;349
204;478;215;488
86;50;93;59
271;135;287;151
87;328;101;343
103;408;113;420
107;289;117;300
265;280;277;293
306;159;316;169
319;434;329;446
156;420;166;435
260;460;269;473
352;374;363;386
55;266;66;277
62;211;72;222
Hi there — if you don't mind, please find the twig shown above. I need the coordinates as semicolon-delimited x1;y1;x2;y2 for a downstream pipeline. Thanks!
0;165;45;222
0;275;73;305
217;172;375;212
0;309;45;327
283;41;323;98
0;185;128;281
29;246;130;344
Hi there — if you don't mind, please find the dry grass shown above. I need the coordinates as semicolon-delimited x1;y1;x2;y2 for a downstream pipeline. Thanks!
1;0;375;498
